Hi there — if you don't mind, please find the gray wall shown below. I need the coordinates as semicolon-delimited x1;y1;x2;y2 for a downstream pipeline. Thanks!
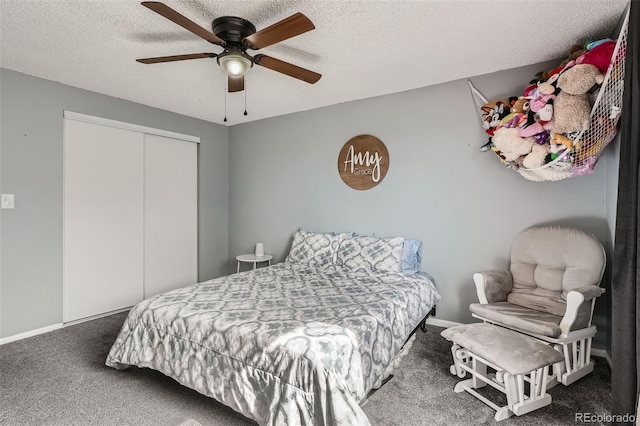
229;62;615;349
1;63;618;351
0;68;229;338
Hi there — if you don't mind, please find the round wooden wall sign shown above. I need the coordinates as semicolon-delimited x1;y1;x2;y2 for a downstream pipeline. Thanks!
337;134;389;190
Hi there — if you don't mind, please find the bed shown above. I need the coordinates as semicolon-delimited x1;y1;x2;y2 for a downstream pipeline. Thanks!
106;231;441;425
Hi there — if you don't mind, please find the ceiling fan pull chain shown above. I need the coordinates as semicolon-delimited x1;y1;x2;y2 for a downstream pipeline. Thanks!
224;79;228;122
244;79;248;116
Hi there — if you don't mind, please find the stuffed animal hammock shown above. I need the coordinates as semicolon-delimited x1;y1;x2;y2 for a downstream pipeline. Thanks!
470;5;629;182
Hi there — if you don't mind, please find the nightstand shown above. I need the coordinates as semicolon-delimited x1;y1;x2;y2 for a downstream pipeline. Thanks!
236;254;273;273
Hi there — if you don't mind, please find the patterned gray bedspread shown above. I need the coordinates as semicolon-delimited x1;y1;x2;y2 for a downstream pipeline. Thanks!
106;262;440;425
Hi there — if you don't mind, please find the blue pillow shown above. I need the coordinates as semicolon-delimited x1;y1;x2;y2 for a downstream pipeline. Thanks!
401;239;423;274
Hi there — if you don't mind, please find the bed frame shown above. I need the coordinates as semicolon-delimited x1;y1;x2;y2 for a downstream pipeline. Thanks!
365;306;437;399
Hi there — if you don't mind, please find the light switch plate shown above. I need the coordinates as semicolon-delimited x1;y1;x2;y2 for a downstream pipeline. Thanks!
1;194;15;209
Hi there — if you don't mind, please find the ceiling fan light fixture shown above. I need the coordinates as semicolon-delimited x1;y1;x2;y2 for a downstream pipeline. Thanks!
137;3;323;95
217;53;253;77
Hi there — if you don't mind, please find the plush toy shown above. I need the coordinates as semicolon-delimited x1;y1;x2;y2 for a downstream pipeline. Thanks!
523;143;550;169
481;100;511;135
552;64;604;135
499;113;525;129
574;114;619;163
534;131;550;145
550;133;575;153
494;97;528;130
577;39;616;73
491;127;535;161
531;45;586;83
515;78;557;138
528;81;556;121
519;113;543;137
510;96;530;114
584;39;613;50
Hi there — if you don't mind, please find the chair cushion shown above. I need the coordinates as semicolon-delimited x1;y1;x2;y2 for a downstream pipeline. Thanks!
509;226;605;316
441;323;564;375
469;302;562;338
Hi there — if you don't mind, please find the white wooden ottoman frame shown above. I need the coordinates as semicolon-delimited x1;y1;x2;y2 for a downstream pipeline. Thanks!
449;343;552;421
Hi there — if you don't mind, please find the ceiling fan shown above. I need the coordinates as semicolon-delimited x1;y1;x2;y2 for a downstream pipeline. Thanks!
136;1;322;93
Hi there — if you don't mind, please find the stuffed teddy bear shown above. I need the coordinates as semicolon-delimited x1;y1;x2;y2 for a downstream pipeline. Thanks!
523;143;550;169
510;96;530;114
552;64;604;135
491;127;535;162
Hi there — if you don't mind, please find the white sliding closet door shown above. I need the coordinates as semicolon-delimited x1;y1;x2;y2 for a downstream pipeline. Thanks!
64;120;144;323
144;134;198;298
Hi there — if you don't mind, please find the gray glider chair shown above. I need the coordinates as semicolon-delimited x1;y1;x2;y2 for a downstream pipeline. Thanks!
469;225;606;386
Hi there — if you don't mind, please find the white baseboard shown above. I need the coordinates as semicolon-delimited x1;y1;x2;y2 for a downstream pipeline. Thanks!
425;317;463;328
0;323;63;345
0;306;131;346
62;306;131;327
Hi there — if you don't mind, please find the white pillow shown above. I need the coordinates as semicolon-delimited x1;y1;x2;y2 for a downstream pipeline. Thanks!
336;236;405;272
285;230;350;266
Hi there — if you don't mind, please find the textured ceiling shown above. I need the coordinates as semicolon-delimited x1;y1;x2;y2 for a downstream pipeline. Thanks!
0;0;629;126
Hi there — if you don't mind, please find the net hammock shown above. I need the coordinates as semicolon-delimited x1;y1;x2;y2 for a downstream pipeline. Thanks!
469;5;629;182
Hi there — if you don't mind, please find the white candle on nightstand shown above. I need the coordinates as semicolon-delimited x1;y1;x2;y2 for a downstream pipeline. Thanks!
255;243;264;257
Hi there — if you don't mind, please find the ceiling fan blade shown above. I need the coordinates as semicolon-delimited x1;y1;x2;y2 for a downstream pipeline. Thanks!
243;12;314;50
228;75;245;92
141;2;225;45
254;54;321;84
136;53;217;64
